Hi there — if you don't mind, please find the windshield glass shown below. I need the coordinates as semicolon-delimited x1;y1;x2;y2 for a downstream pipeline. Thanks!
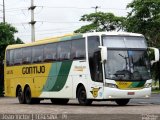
105;50;151;81
103;36;147;48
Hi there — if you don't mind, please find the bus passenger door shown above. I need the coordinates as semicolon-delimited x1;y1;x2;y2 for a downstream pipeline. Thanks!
88;36;104;99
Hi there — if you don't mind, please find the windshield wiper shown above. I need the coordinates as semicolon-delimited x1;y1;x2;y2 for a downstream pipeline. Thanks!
118;53;129;70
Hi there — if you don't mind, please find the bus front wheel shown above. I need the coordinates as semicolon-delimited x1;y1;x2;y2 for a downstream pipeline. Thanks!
115;99;130;106
77;86;92;105
17;87;25;104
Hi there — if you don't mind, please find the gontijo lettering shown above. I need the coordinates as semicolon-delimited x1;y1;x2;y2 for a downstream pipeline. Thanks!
22;66;45;74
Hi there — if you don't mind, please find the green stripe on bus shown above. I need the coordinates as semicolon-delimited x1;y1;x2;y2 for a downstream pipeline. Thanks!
43;61;72;91
136;81;145;87
43;62;62;91
129;81;145;88
129;82;139;88
60;34;83;41
50;61;72;91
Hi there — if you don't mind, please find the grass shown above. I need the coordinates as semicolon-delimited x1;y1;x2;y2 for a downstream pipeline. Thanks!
152;80;160;94
152;89;160;94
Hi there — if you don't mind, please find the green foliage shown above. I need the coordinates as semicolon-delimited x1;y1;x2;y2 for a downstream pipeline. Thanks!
75;12;125;33
75;0;160;89
75;0;160;47
126;0;160;47
126;0;160;89
0;23;23;62
0;23;23;95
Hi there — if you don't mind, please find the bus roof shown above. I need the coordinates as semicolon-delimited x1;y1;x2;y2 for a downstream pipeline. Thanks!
83;31;144;37
6;32;144;50
6;33;83;50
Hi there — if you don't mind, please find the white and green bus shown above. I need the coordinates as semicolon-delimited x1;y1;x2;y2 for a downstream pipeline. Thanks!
4;32;159;105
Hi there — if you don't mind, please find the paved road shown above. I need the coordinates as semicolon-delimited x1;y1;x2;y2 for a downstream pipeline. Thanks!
131;93;160;105
0;94;159;120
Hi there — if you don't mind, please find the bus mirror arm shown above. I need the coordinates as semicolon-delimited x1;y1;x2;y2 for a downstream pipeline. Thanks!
148;47;159;65
98;46;107;63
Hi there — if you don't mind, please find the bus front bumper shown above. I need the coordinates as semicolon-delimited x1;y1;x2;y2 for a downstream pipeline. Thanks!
103;87;151;99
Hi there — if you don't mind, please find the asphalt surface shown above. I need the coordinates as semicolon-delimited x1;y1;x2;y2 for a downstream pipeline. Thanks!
0;94;159;120
130;93;160;105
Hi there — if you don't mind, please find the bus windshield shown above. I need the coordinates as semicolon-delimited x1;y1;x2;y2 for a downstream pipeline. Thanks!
104;50;151;81
102;35;151;81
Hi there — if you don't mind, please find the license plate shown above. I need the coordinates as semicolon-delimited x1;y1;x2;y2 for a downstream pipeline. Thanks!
128;92;135;95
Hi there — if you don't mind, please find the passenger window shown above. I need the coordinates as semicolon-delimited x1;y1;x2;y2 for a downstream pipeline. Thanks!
14;48;22;65
44;43;57;62
32;45;44;63
6;50;10;66
9;50;14;66
22;47;32;64
71;39;86;60
57;41;71;61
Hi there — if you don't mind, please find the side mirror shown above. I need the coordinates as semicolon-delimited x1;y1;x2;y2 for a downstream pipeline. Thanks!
148;47;159;65
98;46;107;63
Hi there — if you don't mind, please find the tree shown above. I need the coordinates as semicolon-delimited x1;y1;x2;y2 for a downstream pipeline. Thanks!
125;0;160;47
74;12;125;33
0;23;23;96
126;0;160;90
0;23;23;62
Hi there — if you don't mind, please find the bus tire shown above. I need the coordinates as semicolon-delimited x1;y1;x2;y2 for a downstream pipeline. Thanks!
77;86;92;106
115;99;130;106
50;98;69;105
24;86;35;104
17;87;25;104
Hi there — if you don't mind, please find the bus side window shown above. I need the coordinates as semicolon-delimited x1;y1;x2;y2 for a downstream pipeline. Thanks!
14;48;22;65
32;45;44;63
9;50;14;66
57;41;71;61
71;39;86;60
44;43;57;62
22;47;32;64
6;50;10;66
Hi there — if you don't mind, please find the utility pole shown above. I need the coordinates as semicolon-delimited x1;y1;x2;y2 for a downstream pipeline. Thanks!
29;0;36;42
92;6;100;32
92;6;100;13
3;0;5;23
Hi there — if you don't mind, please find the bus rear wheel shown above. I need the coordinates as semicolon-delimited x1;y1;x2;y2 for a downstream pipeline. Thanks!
25;86;32;104
50;98;69;105
115;99;130;106
77;86;92;105
24;86;40;104
17;87;25;104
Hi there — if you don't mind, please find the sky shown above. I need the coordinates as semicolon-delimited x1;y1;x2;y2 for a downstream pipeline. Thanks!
0;0;133;43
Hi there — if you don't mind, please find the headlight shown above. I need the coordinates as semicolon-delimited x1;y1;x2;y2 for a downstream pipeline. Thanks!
105;83;118;88
144;83;152;88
